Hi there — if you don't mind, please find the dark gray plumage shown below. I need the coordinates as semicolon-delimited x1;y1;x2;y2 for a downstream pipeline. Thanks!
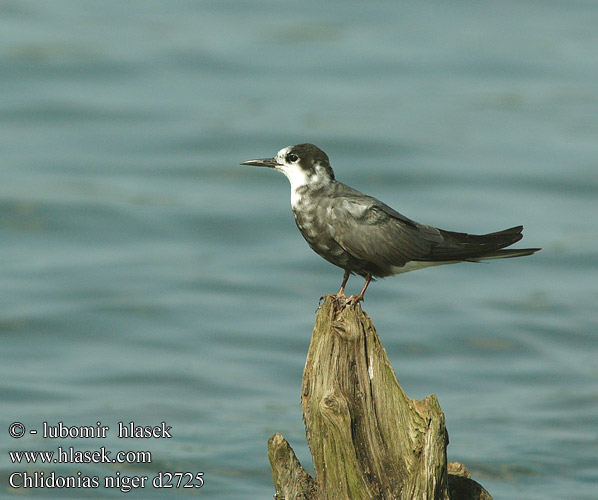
241;143;540;303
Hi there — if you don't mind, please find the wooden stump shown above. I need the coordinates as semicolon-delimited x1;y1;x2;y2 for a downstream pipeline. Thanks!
268;296;493;500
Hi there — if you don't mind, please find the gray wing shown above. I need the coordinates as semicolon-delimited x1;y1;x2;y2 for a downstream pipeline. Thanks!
329;184;443;269
328;184;535;271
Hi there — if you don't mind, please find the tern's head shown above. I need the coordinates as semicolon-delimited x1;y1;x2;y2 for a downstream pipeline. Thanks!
241;143;335;191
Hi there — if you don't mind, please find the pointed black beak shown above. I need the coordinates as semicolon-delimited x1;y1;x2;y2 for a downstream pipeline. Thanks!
240;157;279;168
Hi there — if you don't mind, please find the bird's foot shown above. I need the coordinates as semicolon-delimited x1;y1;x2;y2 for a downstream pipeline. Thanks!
319;292;344;306
343;274;371;307
318;288;349;312
319;291;346;303
344;294;364;308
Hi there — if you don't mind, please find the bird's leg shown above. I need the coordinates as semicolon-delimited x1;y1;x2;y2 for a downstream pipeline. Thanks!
345;274;372;306
320;271;350;304
335;271;350;299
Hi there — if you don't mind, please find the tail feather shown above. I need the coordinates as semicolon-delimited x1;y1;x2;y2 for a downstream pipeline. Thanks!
465;247;540;261
421;225;540;262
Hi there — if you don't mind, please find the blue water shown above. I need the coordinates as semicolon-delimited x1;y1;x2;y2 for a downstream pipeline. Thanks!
1;1;597;499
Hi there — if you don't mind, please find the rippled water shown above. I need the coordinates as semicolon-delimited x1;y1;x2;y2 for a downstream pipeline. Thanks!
1;1;597;499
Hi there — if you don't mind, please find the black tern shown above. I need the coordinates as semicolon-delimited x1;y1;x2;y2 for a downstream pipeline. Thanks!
241;143;540;304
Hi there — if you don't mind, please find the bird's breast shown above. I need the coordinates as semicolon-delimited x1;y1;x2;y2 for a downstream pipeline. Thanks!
293;204;321;241
292;200;349;266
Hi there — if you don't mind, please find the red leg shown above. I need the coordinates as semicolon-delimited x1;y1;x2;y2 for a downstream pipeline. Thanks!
336;271;350;298
346;274;372;306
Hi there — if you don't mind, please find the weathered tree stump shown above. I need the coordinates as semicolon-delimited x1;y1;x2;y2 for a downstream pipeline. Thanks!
267;296;493;500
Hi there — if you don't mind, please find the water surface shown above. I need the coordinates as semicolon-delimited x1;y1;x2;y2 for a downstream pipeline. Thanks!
1;1;597;499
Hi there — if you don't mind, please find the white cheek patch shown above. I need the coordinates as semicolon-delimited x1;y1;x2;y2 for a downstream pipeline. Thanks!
280;164;310;190
274;149;331;209
275;163;309;208
272;147;306;207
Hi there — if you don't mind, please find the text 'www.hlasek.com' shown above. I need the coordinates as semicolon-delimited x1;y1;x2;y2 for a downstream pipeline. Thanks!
7;421;204;493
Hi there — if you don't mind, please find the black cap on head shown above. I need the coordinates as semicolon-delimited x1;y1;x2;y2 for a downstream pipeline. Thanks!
289;144;330;165
287;143;334;180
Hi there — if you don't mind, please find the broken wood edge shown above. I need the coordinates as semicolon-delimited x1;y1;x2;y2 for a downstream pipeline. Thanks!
267;435;493;500
267;432;317;500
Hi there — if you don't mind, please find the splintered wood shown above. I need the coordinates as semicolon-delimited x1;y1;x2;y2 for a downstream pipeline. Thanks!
267;296;493;500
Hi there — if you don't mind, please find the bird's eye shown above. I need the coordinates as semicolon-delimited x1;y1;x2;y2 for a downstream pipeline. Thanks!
287;154;299;163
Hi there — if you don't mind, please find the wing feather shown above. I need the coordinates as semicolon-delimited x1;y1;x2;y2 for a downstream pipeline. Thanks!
328;185;442;269
323;183;537;276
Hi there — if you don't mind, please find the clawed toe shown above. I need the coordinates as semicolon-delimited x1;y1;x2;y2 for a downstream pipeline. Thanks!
344;294;364;307
319;292;344;305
